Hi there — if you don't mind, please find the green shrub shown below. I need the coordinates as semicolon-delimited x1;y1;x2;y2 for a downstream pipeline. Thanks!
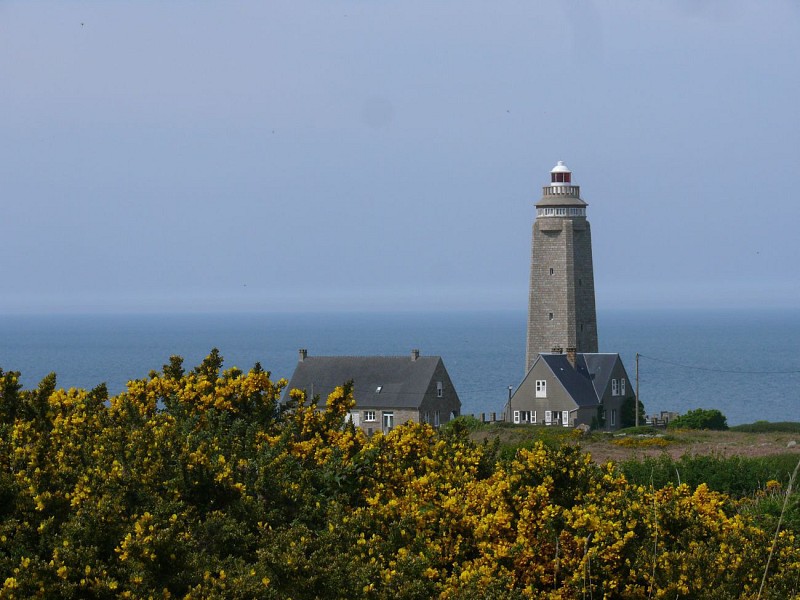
731;421;800;433
668;408;728;430
620;453;800;497
440;415;484;434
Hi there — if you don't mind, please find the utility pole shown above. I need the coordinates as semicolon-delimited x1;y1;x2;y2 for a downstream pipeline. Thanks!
635;353;640;427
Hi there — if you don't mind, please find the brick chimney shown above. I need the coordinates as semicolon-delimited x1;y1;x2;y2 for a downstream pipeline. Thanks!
551;347;563;354
566;347;576;367
411;349;420;361
298;349;308;362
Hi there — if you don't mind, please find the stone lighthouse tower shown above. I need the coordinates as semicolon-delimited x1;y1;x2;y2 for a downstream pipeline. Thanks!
525;161;598;371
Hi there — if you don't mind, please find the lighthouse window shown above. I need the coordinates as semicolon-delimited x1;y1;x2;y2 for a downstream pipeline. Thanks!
549;268;554;275
548;312;554;320
556;208;567;216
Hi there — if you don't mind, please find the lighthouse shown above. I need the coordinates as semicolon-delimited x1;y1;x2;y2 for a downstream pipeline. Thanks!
525;161;598;371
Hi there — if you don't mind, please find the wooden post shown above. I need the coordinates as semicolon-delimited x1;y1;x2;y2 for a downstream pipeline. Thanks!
635;352;640;427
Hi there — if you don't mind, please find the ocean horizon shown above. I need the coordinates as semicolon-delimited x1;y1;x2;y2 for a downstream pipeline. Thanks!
1;308;799;426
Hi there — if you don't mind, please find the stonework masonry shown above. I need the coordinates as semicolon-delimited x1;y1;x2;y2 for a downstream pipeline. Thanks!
525;171;598;372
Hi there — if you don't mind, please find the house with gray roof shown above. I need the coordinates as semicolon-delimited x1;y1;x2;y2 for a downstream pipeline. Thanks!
504;349;634;431
285;349;461;435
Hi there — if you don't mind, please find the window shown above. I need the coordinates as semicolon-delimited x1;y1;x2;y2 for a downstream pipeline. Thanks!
364;410;376;422
532;410;537;424
436;381;443;398
611;379;619;396
423;412;430;424
375;385;382;393
549;267;554;275
535;380;547;398
434;410;440;427
562;411;569;427
621;378;626;395
611;409;616;427
544;410;552;425
548;312;554;320
556;208;567;216
513;410;520;424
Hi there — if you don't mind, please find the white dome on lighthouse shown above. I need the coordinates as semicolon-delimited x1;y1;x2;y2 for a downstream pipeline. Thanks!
550;161;572;186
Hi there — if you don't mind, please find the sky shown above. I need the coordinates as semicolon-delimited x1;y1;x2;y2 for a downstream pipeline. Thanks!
1;1;799;314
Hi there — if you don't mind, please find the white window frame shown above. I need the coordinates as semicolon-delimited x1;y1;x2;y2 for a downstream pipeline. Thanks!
436;381;443;398
545;410;552;425
621;378;626;395
434;410;440;427
611;379;619;396
364;410;376;422
535;380;547;398
513;410;520;424
532;410;537;424
562;410;569;427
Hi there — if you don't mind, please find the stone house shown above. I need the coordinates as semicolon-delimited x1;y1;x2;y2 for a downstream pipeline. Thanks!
285;349;461;435
504;349;634;431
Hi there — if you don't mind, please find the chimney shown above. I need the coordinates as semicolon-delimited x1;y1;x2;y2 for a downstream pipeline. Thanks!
551;347;563;354
298;348;308;362
566;347;576;367
411;349;420;361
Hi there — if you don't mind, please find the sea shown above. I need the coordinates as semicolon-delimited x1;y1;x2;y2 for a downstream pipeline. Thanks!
1;309;799;427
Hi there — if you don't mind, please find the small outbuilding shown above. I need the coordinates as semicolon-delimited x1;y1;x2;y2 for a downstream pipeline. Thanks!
285;349;461;435
504;349;635;431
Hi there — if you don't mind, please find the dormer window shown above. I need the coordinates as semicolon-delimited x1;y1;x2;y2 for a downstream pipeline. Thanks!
436;381;443;398
376;386;382;393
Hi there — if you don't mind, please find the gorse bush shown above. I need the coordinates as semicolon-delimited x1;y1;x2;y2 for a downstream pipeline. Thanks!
1;354;799;599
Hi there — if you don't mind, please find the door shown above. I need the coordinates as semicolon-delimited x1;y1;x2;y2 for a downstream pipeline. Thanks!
382;411;394;433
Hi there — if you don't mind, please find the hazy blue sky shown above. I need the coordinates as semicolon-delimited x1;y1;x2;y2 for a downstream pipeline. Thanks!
2;1;798;314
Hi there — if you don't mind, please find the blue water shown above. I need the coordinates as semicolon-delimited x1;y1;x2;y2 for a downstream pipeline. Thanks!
1;309;798;426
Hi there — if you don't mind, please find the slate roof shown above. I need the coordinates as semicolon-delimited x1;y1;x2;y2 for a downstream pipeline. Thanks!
539;354;600;407
284;355;444;409
580;354;619;400
539;352;622;407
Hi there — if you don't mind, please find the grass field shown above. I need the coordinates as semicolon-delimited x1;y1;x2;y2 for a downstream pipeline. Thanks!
467;421;800;465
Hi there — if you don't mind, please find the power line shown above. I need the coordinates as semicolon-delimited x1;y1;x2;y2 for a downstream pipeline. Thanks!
637;353;800;375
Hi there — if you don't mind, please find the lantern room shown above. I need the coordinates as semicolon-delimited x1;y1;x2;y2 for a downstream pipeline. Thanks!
550;161;571;185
